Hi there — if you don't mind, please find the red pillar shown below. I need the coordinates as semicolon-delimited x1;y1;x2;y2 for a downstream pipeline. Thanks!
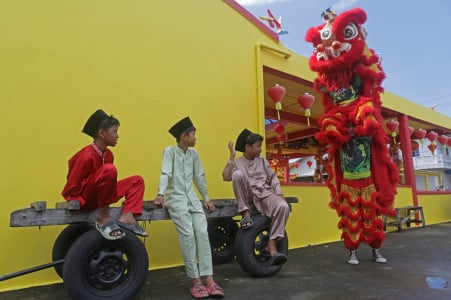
397;114;418;206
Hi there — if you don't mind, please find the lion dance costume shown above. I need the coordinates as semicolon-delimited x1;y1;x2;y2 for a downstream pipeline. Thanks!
305;8;399;263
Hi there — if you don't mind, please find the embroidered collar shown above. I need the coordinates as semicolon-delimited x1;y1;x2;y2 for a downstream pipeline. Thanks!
91;142;105;164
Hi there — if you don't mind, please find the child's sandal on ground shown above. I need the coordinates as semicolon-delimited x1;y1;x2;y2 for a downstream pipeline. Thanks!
206;283;224;298
239;216;254;229
189;283;209;299
95;220;126;240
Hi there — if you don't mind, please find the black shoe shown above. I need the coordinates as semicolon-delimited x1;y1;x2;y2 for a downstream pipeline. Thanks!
270;252;288;266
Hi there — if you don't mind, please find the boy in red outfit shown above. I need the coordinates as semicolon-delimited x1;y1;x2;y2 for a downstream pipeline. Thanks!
62;109;148;240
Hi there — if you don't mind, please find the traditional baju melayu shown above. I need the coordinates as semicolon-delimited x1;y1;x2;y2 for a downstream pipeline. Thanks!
157;145;213;279
222;156;289;240
61;143;144;214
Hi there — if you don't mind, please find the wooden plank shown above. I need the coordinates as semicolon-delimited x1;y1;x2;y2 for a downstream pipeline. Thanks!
10;197;298;227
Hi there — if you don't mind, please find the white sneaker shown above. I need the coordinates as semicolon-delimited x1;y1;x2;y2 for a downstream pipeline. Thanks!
347;250;359;265
372;248;387;263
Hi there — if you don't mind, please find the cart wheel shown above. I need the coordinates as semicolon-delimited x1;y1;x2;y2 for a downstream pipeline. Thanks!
62;228;149;300
52;223;91;279
234;214;288;277
208;217;239;265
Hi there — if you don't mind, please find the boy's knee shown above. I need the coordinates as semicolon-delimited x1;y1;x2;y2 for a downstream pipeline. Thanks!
232;170;246;182
100;163;117;178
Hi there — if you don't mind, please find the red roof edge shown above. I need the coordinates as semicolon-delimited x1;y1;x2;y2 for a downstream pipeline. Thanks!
223;0;280;43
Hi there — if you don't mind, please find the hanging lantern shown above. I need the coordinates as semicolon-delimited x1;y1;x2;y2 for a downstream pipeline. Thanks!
273;123;287;144
411;140;419;152
386;119;399;143
426;131;438;155
268;84;286;120
306;160;313;169
412;128;427;144
437;135;449;150
428;144;437;155
297;93;315;126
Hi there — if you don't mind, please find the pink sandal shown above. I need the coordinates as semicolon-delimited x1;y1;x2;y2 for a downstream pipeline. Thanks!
206;283;224;298
190;283;209;299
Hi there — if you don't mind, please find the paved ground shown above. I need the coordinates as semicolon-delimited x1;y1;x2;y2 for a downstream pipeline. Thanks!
1;222;450;300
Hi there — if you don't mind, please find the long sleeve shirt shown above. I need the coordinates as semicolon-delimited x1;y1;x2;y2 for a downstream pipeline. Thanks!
157;146;209;209
61;144;113;205
222;156;283;199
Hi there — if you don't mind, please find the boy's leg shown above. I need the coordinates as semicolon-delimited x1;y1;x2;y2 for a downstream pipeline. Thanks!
117;175;145;218
81;164;118;213
191;209;213;278
255;194;289;240
231;170;254;212
81;164;123;238
167;203;200;279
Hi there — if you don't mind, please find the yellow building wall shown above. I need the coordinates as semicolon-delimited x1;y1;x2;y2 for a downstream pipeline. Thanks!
418;194;451;224
0;0;450;292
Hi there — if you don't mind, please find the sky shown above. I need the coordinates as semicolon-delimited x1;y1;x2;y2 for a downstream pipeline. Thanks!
235;0;451;117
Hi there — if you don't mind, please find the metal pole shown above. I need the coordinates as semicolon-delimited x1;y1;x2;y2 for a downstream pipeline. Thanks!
0;259;64;281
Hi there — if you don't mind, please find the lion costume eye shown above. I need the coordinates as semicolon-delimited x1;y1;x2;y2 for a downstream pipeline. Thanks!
343;23;358;40
321;28;332;40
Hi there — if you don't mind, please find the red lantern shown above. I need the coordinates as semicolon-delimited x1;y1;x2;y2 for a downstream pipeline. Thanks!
411;140;419;151
294;163;299;168
306;160;313;169
274;123;285;134
297;93;315;126
426;130;438;142
268;84;286;120
386;119;399;143
428;144;437;155
273;123;286;144
412;128;427;144
448;139;451;147
438;135;449;150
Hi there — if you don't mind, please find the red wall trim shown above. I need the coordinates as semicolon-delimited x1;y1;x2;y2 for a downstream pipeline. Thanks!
223;0;280;43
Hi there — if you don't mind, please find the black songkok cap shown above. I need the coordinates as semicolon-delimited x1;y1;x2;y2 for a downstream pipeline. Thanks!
82;109;109;138
235;128;252;152
169;116;194;138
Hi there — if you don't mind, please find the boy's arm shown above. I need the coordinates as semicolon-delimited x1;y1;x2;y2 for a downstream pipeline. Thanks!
157;148;173;196
222;141;236;181
264;159;283;195
222;160;235;181
61;153;92;205
193;153;209;202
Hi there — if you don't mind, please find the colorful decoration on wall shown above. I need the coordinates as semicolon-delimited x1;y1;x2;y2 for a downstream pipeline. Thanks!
297;93;315;126
413;128;427;144
386;119;399;143
259;9;289;35
268;84;286;120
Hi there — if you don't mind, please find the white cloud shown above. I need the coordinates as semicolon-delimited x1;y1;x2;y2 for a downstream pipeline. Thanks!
236;0;290;7
331;0;360;11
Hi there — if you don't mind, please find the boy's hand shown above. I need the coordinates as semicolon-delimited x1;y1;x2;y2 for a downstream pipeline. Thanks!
228;141;236;161
154;194;165;208
203;200;215;212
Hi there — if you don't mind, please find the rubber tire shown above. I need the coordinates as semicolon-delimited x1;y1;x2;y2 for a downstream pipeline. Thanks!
62;228;149;300
207;217;239;265
52;223;91;279
234;214;288;277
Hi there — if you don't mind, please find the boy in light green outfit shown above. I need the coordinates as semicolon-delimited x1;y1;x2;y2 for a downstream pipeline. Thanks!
154;116;224;299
